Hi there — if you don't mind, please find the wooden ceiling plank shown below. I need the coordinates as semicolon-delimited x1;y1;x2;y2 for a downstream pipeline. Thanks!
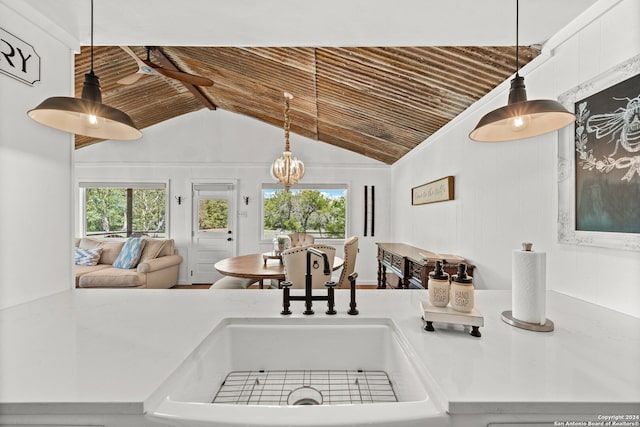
199;47;316;93
355;46;509;96
401;46;524;88
317;106;438;145
316;48;481;111
336;47;496;97
440;46;538;75
240;47;317;73
210;84;318;140
316;78;449;133
316;56;474;115
317;97;441;140
316;100;431;150
383;46;516;87
318;123;411;165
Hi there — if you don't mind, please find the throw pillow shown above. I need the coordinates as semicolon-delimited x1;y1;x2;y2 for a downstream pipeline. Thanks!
112;237;147;269
79;237;101;250
139;239;167;263
75;247;103;266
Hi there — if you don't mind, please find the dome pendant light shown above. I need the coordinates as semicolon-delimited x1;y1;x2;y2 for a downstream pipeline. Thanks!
469;0;575;142
271;92;305;190
27;0;141;141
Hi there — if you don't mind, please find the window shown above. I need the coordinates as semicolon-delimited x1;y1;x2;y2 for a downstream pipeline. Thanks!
198;199;229;233
193;183;234;236
80;182;167;238
262;184;347;240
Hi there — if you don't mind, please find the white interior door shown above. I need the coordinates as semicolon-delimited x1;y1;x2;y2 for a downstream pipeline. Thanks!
189;182;237;284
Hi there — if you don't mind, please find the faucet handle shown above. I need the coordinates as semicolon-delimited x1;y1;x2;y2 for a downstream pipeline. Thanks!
348;272;359;316
281;281;293;316
325;281;337;315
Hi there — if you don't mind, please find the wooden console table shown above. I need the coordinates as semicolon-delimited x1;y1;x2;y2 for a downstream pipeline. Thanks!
376;243;474;289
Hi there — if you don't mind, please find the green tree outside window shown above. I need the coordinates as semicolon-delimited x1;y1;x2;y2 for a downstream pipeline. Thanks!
85;187;166;237
263;189;346;239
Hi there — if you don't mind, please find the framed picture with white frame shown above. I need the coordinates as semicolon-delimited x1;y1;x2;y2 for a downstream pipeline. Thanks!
557;53;640;251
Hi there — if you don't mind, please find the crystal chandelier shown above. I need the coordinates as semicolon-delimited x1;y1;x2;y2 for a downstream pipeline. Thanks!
271;92;304;190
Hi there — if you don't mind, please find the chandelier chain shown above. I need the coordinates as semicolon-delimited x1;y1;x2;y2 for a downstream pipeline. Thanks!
284;94;290;152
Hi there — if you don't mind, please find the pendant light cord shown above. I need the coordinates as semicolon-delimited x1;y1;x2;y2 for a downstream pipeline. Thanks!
515;0;519;77
90;0;94;73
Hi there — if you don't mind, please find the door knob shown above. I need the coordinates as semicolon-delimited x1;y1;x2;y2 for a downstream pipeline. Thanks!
227;237;233;242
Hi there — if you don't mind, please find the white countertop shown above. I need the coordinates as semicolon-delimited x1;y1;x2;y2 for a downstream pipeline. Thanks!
0;289;638;417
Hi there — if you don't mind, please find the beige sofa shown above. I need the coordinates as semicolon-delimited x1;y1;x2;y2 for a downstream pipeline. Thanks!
74;237;182;289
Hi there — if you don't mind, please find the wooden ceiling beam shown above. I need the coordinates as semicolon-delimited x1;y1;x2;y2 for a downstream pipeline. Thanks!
151;47;218;110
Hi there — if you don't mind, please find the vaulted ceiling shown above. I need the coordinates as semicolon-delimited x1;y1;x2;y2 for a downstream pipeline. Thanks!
8;0;596;163
74;45;539;164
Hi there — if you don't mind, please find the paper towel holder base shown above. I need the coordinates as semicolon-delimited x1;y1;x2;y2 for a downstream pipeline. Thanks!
501;310;554;332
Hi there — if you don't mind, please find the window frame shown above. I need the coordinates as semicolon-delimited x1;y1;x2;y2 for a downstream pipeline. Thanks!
78;180;170;238
260;182;349;243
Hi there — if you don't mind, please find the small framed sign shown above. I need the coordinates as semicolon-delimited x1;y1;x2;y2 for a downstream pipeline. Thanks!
0;27;41;86
412;176;454;206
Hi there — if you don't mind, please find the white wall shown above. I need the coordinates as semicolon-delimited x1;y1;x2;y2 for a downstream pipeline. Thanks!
0;4;74;309
390;0;640;317
75;108;390;284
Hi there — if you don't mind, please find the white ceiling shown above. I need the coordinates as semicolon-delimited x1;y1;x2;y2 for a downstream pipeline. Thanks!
3;0;599;48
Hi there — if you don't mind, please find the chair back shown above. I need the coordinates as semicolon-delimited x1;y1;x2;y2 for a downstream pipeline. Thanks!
337;236;359;288
288;232;315;247
282;244;336;289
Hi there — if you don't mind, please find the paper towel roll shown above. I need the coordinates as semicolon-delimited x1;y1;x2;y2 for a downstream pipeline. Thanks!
512;249;546;324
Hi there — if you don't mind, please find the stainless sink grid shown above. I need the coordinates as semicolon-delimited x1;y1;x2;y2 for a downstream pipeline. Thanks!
211;370;398;406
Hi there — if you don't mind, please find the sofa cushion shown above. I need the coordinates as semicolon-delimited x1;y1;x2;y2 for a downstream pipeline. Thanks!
139;238;167;263
79;268;145;288
99;240;126;265
158;239;175;257
74;264;111;287
74;247;103;266
79;237;102;250
113;237;147;269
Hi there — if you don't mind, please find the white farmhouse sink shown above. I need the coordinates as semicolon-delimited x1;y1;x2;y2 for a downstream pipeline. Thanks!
146;317;448;427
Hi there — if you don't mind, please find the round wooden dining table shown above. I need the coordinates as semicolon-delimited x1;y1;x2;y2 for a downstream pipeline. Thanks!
215;253;344;287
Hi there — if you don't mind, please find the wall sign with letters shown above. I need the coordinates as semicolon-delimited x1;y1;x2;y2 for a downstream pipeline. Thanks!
411;176;455;205
0;27;40;86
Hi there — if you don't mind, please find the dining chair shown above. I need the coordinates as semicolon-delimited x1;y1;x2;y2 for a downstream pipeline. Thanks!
336;236;358;288
288;232;315;247
267;234;314;289
282;244;336;289
268;235;315;289
211;276;259;289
